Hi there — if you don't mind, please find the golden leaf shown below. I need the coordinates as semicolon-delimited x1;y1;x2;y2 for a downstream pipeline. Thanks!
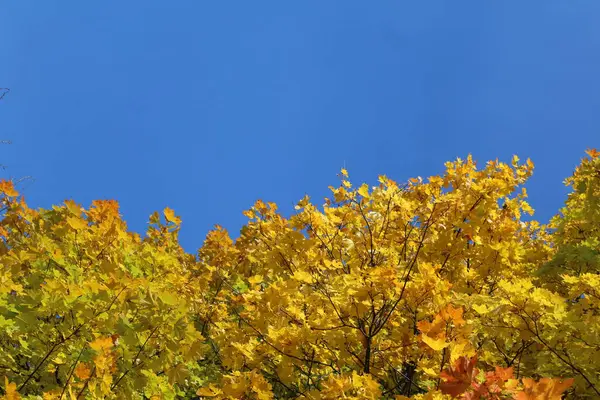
197;384;222;397
74;363;92;380
0;180;18;197
89;337;114;353
585;148;600;158
248;275;263;285
422;335;449;351
163;207;181;224
3;377;19;400
66;216;87;231
358;184;370;198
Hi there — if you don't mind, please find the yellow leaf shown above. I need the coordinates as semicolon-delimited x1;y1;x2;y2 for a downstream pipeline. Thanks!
52;248;63;260
64;200;82;215
358;184;370;198
68;384;77;400
3;376;19;400
66;216;87;231
163;207;181;224
89;337;114;353
450;341;475;363
292;270;312;283
197;384;222;397
421;367;439;377
472;304;489;315
248;275;263;285
149;211;160;224
52;354;66;365
43;392;60;400
421;335;449;351
166;363;189;384
277;362;295;385
526;158;534;169
159;291;178;305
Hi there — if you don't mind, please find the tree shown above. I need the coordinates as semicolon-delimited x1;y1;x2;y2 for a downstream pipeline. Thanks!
193;154;584;398
2;151;598;399
0;195;204;398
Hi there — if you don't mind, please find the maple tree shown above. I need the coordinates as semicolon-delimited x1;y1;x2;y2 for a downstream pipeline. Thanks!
1;150;599;399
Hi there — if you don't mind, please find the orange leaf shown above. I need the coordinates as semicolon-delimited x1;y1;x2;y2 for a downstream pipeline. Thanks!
488;366;514;382
439;356;479;398
441;304;465;326
74;363;92;380
0;180;18;197
516;377;574;400
585;148;600;158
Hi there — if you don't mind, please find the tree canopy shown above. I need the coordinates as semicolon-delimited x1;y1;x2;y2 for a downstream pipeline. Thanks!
1;150;599;399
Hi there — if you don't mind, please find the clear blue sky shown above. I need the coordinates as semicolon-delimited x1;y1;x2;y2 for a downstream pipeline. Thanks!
1;2;599;251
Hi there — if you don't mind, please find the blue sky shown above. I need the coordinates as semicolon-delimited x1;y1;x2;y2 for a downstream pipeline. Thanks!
1;1;599;251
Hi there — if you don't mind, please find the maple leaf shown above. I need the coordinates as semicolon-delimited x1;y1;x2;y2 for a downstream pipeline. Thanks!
89;337;114;353
197;384;222;397
163;207;181;224
0;180;18;197
488;366;514;382
66;216;87;230
248;274;263;285
292;270;312;283
166;363;189;385
516;377;574;400
422;334;450;351
585;148;600;158
74;363;92;380
3;377;19;400
358;183;370;198
440;305;465;326
439;356;479;398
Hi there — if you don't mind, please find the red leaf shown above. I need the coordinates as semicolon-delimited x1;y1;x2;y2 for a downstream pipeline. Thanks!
440;356;479;398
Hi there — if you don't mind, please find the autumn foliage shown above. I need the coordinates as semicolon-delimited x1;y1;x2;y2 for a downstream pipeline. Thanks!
1;150;600;399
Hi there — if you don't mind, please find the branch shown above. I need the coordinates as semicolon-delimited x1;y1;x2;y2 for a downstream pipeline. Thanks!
18;286;128;392
372;204;437;336
111;324;161;390
0;88;9;101
59;346;86;400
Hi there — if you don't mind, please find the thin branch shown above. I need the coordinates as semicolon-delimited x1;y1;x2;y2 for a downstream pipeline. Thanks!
0;88;9;101
18;286;128;392
59;346;86;400
111;324;161;390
